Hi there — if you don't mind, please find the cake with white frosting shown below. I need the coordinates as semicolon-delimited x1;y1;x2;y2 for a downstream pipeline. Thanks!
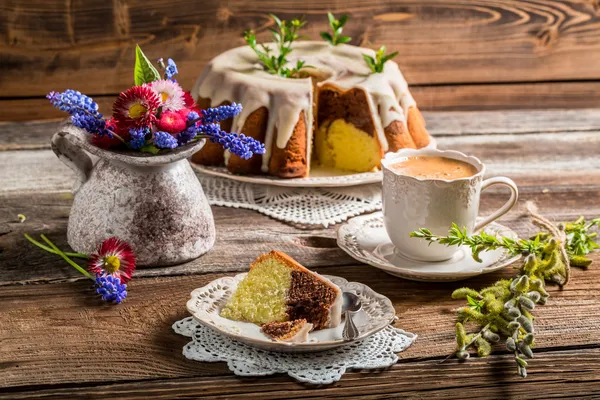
192;41;431;178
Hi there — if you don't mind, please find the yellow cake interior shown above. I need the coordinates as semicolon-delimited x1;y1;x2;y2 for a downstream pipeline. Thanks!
220;257;291;325
315;119;381;172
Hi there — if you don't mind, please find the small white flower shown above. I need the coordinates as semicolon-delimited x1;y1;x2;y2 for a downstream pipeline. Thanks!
147;79;185;111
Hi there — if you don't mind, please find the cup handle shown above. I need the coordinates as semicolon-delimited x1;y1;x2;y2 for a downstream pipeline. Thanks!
51;129;94;194
473;177;519;232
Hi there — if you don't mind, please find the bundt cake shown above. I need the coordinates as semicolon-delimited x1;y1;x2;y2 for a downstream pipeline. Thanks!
191;41;431;178
220;250;342;341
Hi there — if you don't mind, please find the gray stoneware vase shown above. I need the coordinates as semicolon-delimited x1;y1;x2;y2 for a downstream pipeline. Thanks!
51;121;216;266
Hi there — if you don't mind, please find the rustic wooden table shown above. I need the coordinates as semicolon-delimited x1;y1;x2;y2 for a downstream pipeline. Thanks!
1;109;600;399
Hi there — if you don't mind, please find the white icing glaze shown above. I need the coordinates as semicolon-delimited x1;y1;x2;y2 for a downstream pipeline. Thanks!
192;41;417;168
325;278;343;329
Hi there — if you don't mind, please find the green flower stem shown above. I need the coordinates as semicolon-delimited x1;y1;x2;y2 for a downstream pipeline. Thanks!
24;234;88;259
39;234;95;281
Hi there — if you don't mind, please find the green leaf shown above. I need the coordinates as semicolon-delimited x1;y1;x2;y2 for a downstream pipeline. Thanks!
339;13;348;26
467;295;484;312
337;36;352;44
134;45;160;86
269;13;282;28
362;54;376;72
381;51;399;64
328;12;336;26
320;32;333;43
140;144;160;154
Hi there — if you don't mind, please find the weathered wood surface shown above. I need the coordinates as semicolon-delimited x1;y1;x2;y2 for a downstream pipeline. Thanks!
4;350;600;400
6;81;600;122
1;262;600;398
4;0;600;120
2;110;600;398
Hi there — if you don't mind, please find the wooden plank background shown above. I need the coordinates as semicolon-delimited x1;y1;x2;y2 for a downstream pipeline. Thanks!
2;0;600;121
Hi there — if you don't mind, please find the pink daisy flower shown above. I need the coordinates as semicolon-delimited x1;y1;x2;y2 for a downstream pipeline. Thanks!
88;237;136;283
112;86;160;128
147;80;185;111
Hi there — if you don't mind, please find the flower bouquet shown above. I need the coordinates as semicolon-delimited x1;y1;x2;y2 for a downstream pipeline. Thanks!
47;46;260;266
48;45;264;158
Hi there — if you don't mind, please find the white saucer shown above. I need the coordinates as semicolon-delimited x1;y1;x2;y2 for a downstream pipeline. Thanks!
337;212;521;282
186;273;396;352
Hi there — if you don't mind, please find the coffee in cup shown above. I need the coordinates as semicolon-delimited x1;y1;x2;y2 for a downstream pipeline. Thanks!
388;155;478;180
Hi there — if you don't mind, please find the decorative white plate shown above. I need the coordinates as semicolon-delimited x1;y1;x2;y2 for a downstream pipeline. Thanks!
337;212;521;282
191;138;437;188
192;164;383;187
186;274;396;352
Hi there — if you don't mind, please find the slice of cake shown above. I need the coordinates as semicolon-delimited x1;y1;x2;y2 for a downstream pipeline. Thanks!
261;319;313;343
220;251;342;335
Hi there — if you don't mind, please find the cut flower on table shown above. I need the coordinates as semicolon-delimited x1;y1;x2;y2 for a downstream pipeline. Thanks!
25;234;137;304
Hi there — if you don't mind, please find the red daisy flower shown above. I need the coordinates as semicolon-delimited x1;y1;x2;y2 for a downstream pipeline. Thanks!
183;91;200;112
156;110;187;134
112;86;160;128
88;237;136;283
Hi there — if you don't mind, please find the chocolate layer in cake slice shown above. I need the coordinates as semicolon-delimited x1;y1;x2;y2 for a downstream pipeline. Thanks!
261;319;313;342
220;251;342;332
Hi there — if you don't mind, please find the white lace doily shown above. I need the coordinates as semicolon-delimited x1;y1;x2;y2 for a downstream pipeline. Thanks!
173;317;417;385
198;175;382;227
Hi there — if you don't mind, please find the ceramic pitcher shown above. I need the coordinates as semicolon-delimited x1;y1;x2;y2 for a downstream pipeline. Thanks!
51;121;216;266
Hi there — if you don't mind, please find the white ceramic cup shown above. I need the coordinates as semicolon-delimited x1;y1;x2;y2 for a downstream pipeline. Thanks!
381;148;518;262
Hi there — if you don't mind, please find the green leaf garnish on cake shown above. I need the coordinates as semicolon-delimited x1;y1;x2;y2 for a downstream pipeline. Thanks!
244;14;311;78
363;45;399;74
321;12;351;45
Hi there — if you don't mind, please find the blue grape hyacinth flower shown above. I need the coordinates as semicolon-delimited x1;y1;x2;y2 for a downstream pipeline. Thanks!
200;103;242;124
95;275;127;304
129;127;150;150
47;90;111;137
197;123;265;160
154;131;178;149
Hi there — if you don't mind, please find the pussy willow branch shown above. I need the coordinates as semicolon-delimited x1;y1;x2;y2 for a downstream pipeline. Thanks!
526;201;570;285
